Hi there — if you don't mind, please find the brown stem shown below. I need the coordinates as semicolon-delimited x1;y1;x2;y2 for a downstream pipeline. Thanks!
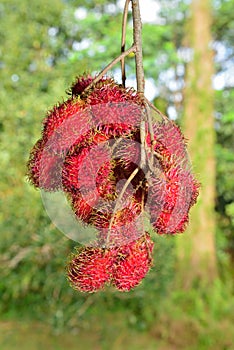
145;97;168;121
131;0;145;94
131;1;147;169
121;0;131;87
140;119;146;168
82;44;136;94
106;167;140;246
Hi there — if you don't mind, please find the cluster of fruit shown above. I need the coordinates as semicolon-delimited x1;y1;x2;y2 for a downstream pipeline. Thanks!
27;74;199;292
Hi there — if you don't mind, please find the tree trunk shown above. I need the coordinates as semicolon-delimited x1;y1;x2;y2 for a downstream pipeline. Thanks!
176;0;217;287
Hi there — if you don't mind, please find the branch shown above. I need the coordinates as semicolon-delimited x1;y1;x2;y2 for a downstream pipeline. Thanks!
131;0;145;94
121;0;131;87
131;0;147;169
82;44;136;94
145;97;168;121
106;167;139;246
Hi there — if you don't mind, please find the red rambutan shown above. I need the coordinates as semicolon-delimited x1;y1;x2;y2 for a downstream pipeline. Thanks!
69;74;94;96
110;233;154;291
147;121;200;234
71;192;98;225
67;246;115;293
27;139;63;191
97;218;143;248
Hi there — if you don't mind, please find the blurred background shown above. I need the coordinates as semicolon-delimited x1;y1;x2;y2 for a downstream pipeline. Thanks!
0;0;233;349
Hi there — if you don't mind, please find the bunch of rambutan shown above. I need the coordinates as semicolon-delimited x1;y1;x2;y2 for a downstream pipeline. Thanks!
27;74;199;292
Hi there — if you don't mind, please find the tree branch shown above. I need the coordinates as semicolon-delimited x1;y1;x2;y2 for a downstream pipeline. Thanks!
131;0;145;94
82;44;136;94
121;0;131;87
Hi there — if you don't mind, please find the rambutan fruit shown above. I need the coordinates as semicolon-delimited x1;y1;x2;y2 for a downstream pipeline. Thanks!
95;160;117;200
90;194;142;230
42;98;90;141
87;82;141;106
96;219;143;248
148;120;188;166
28;72;199;243
62;123;145;232
67;246;115;293
146;121;200;234
27;139;63;191
62;146;93;194
157;169;199;234
70;74;124;99
89;101;142;134
110;233;154;291
69;74;94;96
71;192;98;225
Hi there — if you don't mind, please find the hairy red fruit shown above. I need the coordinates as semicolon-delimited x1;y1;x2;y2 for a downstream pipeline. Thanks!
157;120;188;162
67;247;115;293
87;83;142;106
62;126;145;231
111;233;154;291
146;120;200;234
70;74;94;96
88;194;142;231
70;75;116;97
42;76;123;142
89;101;142;133
26;139;63;191
62;146;93;194
97;221;143;248
42;98;89;142
71;192;98;225
96;160;116;199
157;169;199;234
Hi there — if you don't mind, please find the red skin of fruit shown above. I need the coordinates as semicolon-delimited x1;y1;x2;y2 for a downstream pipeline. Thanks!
27;139;63;191
96;218;144;248
150;161;199;235
28;76;142;193
70;74;94;96
110;233;154;292
67;247;115;293
42;98;89;142
71;192;98;225
28;74;200;241
146;120;200;234
67;233;154;293
62;129;145;231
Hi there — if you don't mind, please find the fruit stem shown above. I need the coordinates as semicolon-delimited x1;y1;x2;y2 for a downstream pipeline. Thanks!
82;44;136;94
131;0;145;94
121;0;131;87
106;167;140;247
131;0;147;168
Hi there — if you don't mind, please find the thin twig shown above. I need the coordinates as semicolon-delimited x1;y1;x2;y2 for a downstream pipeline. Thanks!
145;97;168;122
82;44;136;94
106;167;139;246
144;97;168;171
144;102;155;170
131;0;145;94
140;119;146;168
141;189;145;236
121;0;131;87
131;0;147;170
